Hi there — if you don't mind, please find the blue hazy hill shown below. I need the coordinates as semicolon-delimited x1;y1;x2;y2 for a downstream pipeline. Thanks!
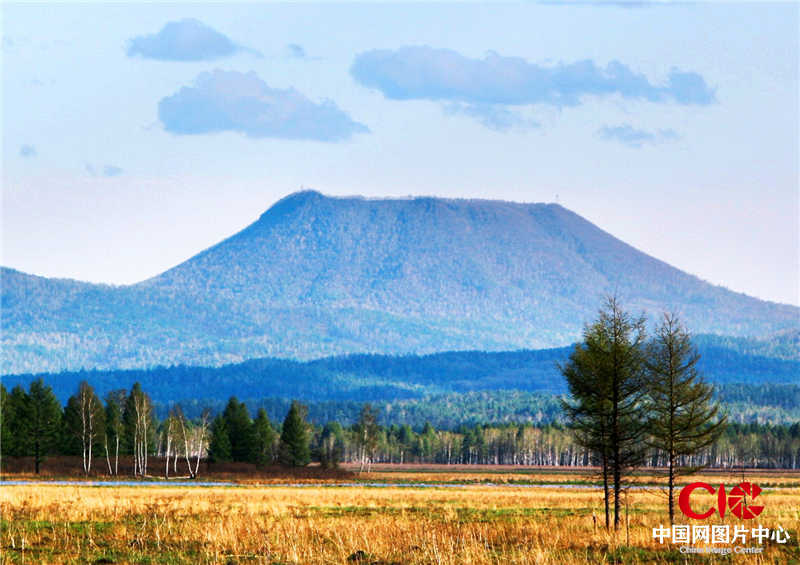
2;191;797;373
3;339;798;425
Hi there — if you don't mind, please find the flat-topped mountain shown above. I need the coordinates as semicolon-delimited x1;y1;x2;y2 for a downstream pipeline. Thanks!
2;191;797;373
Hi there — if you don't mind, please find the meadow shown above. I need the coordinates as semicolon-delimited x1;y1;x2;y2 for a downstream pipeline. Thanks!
1;468;798;564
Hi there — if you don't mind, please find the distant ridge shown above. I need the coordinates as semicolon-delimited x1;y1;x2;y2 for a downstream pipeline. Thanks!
2;190;797;373
3;338;798;426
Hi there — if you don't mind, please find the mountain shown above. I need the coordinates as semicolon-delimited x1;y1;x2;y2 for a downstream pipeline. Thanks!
2;190;797;374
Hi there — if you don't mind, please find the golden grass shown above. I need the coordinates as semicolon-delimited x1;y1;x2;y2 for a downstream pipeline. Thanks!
1;476;799;564
353;468;800;489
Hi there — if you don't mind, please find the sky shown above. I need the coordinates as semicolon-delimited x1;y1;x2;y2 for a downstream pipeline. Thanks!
2;2;798;306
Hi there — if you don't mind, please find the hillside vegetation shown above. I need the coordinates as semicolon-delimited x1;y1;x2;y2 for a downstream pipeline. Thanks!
3;191;797;373
4;339;798;425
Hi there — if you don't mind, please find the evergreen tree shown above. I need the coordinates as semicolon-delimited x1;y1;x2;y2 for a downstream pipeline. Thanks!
208;415;232;463
319;421;345;469
560;335;613;528
279;401;311;467
459;425;474;464
397;424;416;464
252;408;276;466
6;385;30;457
122;384;140;455
26;378;63;474
0;384;11;469
560;297;649;529
222;397;256;463
646;313;728;524
62;397;82;456
419;422;437;459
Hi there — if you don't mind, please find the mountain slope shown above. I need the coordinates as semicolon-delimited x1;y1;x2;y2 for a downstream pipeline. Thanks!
2;191;797;373
3;343;798;425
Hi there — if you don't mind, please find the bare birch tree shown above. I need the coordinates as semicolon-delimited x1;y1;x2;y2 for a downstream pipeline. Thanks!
65;381;105;475
105;390;125;476
125;383;154;478
163;412;174;479
192;409;211;478
355;404;379;473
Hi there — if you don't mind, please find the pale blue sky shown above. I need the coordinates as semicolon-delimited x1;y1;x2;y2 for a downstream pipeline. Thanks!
2;2;798;305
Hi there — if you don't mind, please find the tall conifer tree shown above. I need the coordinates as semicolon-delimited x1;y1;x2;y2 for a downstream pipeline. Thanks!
208;415;232;463
252;408;276;466
646;313;727;524
0;384;12;469
561;297;648;529
222;397;256;463
279;401;311;467
26;379;63;474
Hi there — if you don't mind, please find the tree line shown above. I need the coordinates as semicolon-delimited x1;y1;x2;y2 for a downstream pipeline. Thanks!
0;381;315;477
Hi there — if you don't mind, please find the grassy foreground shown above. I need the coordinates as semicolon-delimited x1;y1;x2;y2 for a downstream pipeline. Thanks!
1;472;799;564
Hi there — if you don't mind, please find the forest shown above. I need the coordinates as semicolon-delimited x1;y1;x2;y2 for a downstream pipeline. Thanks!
3;334;798;427
3;378;800;476
4;302;797;488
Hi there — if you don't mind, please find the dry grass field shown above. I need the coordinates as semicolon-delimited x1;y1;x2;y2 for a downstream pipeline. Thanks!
348;466;800;489
1;471;798;564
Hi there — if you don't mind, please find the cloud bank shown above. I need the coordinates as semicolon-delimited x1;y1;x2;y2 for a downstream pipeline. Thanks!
351;46;715;107
158;70;369;142
127;19;256;61
597;124;680;147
